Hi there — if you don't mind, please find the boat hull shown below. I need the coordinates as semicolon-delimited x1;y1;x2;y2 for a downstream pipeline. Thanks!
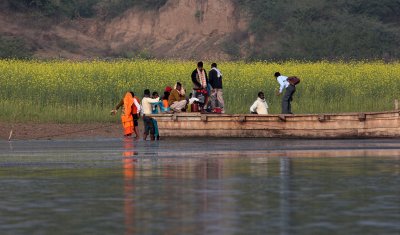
149;111;400;138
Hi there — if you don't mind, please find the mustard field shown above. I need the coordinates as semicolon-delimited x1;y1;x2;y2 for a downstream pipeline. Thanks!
1;59;399;123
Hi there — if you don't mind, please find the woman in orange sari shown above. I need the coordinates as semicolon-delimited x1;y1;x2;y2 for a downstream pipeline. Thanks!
111;91;139;137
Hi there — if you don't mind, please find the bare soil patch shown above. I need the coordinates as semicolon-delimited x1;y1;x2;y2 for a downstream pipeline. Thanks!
0;0;248;60
1;122;123;140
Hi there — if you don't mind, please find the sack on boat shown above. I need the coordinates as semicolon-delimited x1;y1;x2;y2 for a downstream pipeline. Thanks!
191;103;200;112
287;76;300;85
196;92;206;104
213;107;222;114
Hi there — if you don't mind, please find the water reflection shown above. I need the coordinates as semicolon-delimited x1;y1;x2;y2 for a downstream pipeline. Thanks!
122;139;137;235
8;140;13;151
121;140;228;234
280;158;291;235
0;138;399;235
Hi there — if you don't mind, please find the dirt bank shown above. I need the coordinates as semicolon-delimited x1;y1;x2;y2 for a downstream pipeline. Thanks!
0;0;249;60
1;122;123;140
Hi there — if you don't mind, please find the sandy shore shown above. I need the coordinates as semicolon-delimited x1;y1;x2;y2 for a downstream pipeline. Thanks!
1;122;124;140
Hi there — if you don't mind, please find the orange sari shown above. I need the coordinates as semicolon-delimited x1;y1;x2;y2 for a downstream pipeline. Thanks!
121;92;134;136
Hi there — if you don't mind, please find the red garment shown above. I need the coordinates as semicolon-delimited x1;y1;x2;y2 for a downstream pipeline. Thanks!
165;86;172;92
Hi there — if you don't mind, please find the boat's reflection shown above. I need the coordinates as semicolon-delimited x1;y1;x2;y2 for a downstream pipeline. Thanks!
121;141;400;234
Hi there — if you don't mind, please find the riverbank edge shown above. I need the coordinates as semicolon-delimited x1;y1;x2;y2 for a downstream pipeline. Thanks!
1;122;123;140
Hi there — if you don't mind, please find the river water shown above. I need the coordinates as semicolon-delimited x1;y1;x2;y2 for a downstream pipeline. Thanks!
0;138;399;235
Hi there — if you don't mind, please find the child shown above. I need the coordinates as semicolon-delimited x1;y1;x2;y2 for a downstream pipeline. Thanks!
161;91;171;112
151;91;160;114
250;91;269;114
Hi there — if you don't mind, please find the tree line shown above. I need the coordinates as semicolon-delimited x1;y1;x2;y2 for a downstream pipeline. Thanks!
235;0;400;60
5;0;167;18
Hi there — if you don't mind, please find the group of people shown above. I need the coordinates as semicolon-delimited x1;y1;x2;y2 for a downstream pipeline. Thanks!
191;61;225;113
111;61;226;140
111;61;298;140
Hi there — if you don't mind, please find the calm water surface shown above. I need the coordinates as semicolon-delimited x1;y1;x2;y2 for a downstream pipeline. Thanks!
0;138;399;235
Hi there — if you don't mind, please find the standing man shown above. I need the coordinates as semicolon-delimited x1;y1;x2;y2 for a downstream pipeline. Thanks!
274;72;296;114
209;63;225;113
132;94;141;139
191;61;209;112
141;89;160;141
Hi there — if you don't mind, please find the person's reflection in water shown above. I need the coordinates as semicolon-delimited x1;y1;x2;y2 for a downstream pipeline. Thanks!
280;157;292;235
8;141;13;151
122;139;138;235
195;158;223;232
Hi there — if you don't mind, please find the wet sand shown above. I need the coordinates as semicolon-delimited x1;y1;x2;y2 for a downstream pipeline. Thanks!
0;122;122;140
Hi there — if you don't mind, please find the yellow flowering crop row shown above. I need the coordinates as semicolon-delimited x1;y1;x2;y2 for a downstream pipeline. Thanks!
1;59;399;123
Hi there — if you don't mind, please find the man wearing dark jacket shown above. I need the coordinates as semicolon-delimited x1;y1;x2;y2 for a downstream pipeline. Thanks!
209;63;225;113
191;61;209;111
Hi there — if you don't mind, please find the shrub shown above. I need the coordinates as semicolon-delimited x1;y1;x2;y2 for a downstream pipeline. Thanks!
7;0;168;19
0;36;33;59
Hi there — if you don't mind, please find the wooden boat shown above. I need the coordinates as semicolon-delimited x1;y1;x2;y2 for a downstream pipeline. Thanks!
149;110;400;138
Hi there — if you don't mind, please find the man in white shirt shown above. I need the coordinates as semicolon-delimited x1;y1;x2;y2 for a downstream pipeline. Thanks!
141;89;161;140
250;92;269;114
275;72;289;95
274;72;296;114
142;90;160;115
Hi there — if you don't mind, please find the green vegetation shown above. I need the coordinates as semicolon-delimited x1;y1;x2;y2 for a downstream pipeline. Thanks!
235;0;400;60
7;0;99;18
0;36;33;59
6;0;168;18
1;59;400;123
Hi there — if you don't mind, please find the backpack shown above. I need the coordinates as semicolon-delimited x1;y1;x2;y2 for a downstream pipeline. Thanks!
287;76;300;85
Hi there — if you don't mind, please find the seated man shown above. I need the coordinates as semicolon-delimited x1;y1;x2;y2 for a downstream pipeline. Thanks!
250;91;269;114
168;82;187;112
